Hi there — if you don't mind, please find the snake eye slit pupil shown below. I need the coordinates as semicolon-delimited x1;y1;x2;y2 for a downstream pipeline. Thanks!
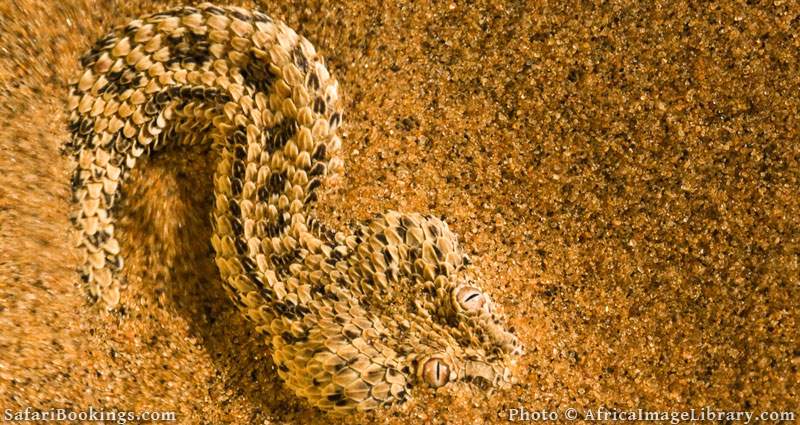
464;292;481;303
421;357;451;388
455;285;487;313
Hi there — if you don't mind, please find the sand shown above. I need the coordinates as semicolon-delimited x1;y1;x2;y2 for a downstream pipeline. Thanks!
0;0;797;424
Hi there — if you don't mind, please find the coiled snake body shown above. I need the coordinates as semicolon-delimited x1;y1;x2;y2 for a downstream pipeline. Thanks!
66;3;521;413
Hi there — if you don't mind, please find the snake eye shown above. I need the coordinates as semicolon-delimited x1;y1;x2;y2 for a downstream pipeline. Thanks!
455;286;487;313
421;357;451;388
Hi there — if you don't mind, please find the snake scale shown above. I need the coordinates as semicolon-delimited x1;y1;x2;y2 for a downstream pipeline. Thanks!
65;3;522;413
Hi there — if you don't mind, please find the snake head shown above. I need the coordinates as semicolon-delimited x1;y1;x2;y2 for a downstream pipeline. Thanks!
368;213;523;396
409;279;522;393
305;211;523;411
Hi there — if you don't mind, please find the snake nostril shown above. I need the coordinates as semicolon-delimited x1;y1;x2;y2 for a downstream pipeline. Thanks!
421;357;451;388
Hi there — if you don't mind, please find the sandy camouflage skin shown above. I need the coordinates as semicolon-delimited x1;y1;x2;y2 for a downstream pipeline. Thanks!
64;3;522;413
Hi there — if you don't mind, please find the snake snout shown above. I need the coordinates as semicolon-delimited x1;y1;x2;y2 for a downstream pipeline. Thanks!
463;360;512;389
481;314;523;356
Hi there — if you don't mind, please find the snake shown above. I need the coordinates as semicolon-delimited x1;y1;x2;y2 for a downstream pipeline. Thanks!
65;3;522;413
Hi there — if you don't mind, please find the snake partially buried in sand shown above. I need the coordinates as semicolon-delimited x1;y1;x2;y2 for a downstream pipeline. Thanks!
65;3;522;412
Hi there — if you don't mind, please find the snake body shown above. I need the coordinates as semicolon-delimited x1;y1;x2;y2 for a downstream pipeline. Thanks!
66;3;521;413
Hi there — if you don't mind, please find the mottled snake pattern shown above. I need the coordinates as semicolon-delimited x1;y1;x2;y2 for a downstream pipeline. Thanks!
65;3;521;413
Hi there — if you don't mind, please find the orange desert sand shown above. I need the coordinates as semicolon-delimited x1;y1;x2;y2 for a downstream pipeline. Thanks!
0;1;797;424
